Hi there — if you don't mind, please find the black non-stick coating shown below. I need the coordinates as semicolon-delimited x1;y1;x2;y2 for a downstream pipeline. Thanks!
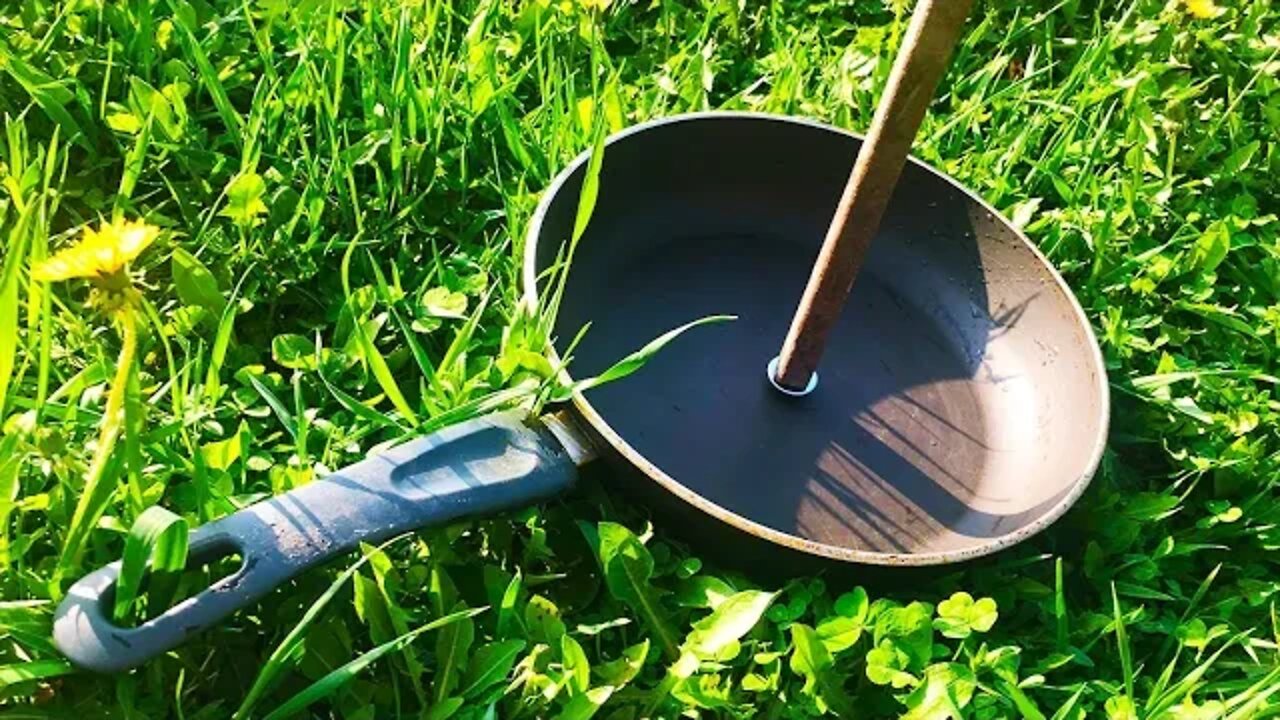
527;114;1107;564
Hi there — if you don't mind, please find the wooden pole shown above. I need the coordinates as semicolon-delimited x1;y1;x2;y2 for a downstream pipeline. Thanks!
773;0;976;391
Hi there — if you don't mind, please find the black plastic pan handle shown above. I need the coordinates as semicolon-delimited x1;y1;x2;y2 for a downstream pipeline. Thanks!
53;411;578;673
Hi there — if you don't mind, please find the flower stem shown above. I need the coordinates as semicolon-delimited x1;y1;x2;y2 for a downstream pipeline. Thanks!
55;307;139;586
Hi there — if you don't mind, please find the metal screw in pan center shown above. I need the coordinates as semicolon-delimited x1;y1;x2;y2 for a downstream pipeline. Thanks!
767;356;818;397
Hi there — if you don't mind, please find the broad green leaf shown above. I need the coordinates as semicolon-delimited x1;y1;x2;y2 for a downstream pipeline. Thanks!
1163;698;1226;720
554;685;614;720
171;248;226;317
272;334;317;371
422;697;465;720
816;615;865;654
434;606;475;702
0;600;56;657
221;172;268;227
112;506;189;623
106;111;142;134
684;590;775;658
352;573;397;644
790;623;855;716
461;640;526;698
674;576;735;609
901;663;976;720
495;571;523;639
601;78;625;132
873;601;934;670
561;634;591;693
817;587;869;652
1219;139;1260;176
866;639;916;688
200;425;243;471
421;287;468;319
359;542;424;688
1104;695;1138;720
834;588;869;619
933;592;998;639
525;594;567;644
1190;221;1230;274
596;522;678;659
789;623;832;694
595;639;649;689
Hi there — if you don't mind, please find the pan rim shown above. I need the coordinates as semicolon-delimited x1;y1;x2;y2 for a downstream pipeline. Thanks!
522;110;1110;566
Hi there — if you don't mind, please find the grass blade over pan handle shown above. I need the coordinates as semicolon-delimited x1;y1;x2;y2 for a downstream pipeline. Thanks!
52;411;578;673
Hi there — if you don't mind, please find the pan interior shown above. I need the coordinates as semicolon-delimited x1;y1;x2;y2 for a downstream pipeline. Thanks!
533;115;1105;559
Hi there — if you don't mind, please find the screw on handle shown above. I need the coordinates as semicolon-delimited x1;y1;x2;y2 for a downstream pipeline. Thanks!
773;0;976;392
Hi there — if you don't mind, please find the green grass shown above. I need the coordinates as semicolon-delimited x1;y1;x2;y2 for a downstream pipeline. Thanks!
2;0;1279;717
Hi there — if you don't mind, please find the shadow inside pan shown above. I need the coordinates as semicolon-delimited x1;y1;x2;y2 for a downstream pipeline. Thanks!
533;114;1106;560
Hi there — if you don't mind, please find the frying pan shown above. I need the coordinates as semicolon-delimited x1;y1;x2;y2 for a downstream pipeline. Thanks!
53;112;1108;673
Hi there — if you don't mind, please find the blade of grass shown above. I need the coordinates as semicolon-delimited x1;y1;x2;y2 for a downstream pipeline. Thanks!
1054;556;1068;649
1223;666;1280;720
316;363;408;434
203;270;248;405
417;386;535;437
112;105;154;219
0;436;20;569
558;315;736;398
0;43;93;151
0;659;76;694
0;203;33;415
1147;634;1241;716
234;535;412;719
291;372;309;467
164;0;244;143
340;237;418;425
435;288;492;393
1048;686;1085;720
365;253;440;399
542;115;607;335
261;607;487;720
246;373;298;442
1112;583;1135;703
28;126;61;423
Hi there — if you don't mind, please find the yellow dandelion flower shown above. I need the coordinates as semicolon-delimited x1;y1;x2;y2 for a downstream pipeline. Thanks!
1183;0;1221;19
32;219;159;285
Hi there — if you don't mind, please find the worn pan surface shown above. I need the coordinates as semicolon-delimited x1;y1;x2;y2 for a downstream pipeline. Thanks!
53;112;1108;672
